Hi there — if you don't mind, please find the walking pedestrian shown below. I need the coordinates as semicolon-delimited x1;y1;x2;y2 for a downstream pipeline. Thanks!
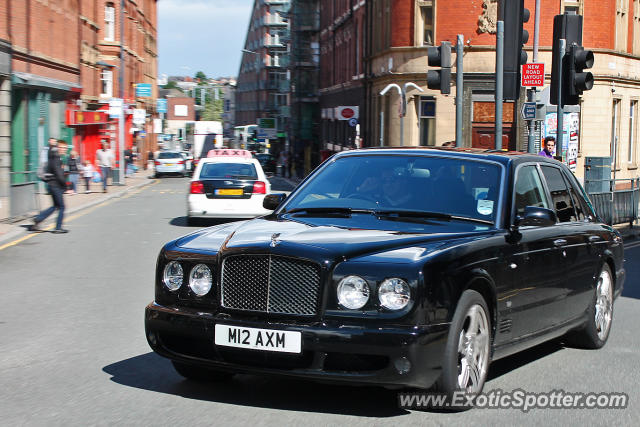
125;146;134;177
81;161;94;193
147;150;154;170
31;140;68;233
67;150;80;194
96;141;114;192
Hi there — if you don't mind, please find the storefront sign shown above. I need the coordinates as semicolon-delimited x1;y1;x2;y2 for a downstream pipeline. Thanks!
66;110;110;126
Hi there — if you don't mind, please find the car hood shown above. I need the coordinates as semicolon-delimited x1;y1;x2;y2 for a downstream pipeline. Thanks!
176;216;497;262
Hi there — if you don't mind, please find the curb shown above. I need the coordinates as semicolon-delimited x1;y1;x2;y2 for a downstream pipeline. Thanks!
0;178;156;247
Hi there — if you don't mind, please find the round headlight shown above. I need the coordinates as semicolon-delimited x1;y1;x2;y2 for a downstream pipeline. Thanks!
163;261;183;291
189;264;213;296
378;278;411;310
337;276;370;310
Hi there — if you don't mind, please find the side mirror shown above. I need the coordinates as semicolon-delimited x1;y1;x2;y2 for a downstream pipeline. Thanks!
263;193;287;211
515;206;557;227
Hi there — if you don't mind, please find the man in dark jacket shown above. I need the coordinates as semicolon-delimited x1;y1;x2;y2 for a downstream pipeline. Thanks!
31;140;68;233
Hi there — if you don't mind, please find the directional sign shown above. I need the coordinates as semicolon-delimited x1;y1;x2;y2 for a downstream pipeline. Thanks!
521;63;545;87
108;98;123;118
156;99;167;113
135;83;153;97
521;102;537;120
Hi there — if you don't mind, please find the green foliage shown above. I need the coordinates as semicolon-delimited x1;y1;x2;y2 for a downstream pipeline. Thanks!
162;81;182;92
201;98;224;121
195;71;208;84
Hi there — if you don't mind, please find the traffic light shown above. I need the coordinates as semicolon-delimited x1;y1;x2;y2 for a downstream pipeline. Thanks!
551;13;593;105
427;41;451;95
501;0;530;100
567;44;594;104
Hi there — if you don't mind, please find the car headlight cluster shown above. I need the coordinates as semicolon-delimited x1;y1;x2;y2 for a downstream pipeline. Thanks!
336;276;411;311
162;261;213;296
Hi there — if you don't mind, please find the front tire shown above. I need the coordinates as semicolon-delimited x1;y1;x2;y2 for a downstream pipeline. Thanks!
565;264;614;349
171;361;234;382
437;290;491;406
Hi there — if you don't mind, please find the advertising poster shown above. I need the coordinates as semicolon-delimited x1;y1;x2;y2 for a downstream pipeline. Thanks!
544;112;580;172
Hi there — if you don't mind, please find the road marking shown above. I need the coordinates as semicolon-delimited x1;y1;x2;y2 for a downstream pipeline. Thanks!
624;241;640;250
0;180;158;252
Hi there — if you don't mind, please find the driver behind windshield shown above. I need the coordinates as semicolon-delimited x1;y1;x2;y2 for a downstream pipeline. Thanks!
356;166;414;208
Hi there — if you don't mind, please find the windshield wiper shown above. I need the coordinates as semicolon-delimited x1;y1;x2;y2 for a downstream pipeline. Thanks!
284;207;375;217
374;210;494;225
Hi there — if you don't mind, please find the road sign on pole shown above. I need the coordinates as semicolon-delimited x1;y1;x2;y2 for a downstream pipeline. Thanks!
521;102;537;120
522;63;545;87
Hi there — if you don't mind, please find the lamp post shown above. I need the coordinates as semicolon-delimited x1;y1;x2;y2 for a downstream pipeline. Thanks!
379;82;424;146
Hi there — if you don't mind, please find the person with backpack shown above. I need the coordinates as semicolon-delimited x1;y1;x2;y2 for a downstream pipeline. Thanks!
31;140;68;233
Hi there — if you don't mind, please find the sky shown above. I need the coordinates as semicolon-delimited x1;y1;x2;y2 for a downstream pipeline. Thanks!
158;0;254;79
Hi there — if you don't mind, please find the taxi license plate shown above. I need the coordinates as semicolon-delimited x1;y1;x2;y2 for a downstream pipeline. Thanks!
215;188;243;196
214;324;301;353
165;163;174;166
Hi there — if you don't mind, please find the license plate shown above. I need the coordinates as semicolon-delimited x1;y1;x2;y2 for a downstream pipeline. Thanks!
215;188;243;196
214;324;301;353
165;163;174;166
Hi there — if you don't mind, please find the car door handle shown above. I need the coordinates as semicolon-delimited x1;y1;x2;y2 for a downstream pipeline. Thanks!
588;236;602;243
553;239;568;247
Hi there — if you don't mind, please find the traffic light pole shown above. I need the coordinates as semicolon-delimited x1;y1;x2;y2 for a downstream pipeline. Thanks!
556;39;566;160
495;21;504;150
456;35;464;147
527;0;541;153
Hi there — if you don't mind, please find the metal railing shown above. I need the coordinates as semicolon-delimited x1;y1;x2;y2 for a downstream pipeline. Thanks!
584;178;639;226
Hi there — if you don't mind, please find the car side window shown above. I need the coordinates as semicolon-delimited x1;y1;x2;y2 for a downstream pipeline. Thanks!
514;165;550;216
565;172;596;221
540;166;577;222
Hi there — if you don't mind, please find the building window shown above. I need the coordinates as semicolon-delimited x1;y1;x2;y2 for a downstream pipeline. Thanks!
416;1;434;46
616;0;629;52
105;3;115;41
612;99;621;169
563;0;583;14
629;100;638;164
419;97;436;146
101;69;113;97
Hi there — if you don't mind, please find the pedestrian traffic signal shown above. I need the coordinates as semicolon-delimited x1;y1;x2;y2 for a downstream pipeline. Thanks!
427;41;451;95
567;44;594;103
551;13;592;106
501;0;530;100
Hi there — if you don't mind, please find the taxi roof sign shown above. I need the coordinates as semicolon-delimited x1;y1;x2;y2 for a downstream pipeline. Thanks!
207;149;253;159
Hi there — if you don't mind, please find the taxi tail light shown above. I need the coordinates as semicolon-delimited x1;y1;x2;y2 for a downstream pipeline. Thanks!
177;160;185;165
190;181;205;194
252;181;267;194
154;161;160;166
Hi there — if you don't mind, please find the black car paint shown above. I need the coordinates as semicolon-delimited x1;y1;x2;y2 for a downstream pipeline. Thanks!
145;149;625;389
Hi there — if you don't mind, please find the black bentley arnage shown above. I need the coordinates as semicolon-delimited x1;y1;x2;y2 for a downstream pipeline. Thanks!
145;148;624;400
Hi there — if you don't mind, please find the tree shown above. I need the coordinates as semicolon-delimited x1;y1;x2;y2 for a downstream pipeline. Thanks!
162;81;182;92
195;71;208;84
201;98;224;121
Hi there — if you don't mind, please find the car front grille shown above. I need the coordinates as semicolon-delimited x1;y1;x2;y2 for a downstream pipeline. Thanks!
221;255;321;316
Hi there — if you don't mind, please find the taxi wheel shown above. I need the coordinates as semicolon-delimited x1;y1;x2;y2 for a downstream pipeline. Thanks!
171;361;234;382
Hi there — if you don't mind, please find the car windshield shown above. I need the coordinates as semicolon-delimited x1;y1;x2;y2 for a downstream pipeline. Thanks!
199;162;258;180
282;154;502;224
158;152;182;159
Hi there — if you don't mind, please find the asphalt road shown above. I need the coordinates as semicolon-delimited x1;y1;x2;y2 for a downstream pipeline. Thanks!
0;176;638;426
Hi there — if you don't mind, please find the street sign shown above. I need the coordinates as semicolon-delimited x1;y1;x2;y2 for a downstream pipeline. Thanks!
521;102;537;120
336;106;359;120
258;118;277;139
156;99;167;113
521;63;545;87
109;98;123;118
135;83;152;97
133;109;146;125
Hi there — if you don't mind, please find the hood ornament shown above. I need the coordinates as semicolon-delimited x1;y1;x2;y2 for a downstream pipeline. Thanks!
270;233;281;247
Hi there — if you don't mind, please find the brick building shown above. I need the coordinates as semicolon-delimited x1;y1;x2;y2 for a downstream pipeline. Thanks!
0;0;158;220
363;0;640;181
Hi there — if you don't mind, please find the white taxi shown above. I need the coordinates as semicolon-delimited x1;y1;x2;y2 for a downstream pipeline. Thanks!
187;150;273;224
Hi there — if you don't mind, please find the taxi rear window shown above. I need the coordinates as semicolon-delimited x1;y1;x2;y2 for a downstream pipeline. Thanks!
200;162;258;180
158;152;182;159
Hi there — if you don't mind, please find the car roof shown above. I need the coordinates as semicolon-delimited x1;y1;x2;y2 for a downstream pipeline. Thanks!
333;147;560;168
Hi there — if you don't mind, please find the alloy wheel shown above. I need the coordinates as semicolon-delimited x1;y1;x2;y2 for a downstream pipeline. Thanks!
595;268;613;341
457;304;490;394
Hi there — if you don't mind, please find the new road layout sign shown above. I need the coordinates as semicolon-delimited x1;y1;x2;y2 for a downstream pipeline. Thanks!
521;63;544;87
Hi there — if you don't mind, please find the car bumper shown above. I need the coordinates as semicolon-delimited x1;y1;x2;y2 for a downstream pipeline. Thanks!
188;194;272;219
156;165;185;174
145;302;449;389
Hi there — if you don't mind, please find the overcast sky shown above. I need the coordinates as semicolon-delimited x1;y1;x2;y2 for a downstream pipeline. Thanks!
158;0;253;79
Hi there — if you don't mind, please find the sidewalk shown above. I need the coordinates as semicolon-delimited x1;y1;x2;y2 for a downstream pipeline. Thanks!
0;168;155;245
